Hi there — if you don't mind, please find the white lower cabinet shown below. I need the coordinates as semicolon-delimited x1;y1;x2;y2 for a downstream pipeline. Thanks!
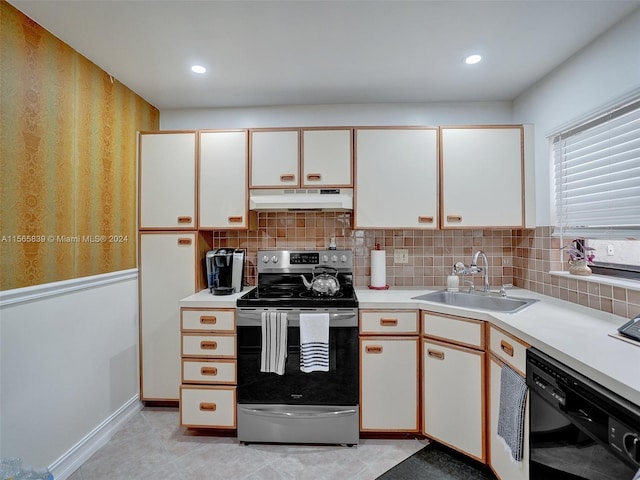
360;336;419;432
422;337;485;462
139;232;196;401
180;307;238;429
488;324;530;480
180;385;237;428
488;356;529;480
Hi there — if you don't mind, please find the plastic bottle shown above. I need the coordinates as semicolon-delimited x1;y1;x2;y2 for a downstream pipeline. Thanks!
446;268;459;292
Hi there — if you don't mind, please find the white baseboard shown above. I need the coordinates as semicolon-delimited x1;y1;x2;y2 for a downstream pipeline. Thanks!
48;396;142;480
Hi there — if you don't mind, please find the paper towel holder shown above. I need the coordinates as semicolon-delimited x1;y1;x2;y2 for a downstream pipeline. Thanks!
369;243;389;290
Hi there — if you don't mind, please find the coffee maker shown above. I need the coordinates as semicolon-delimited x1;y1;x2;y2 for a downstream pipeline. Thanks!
205;249;245;295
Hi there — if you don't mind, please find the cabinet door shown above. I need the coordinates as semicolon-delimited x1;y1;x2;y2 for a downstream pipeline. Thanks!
441;126;523;228
360;337;419;432
301;128;352;187
139;132;196;229
199;130;248;228
140;232;196;401
489;356;529;480
355;128;438;229
423;339;485;462
250;129;299;187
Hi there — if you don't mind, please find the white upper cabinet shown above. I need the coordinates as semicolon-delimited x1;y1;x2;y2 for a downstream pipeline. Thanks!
440;126;524;228
139;132;196;229
355;128;439;229
301;128;353;187
199;130;248;229
249;129;300;188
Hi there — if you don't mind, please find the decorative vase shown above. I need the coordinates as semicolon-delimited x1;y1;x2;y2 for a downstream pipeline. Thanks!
569;259;592;276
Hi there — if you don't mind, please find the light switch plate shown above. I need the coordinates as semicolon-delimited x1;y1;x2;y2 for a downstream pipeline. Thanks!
394;249;409;264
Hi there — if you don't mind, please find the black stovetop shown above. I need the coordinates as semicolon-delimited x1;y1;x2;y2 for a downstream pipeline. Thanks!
236;274;358;309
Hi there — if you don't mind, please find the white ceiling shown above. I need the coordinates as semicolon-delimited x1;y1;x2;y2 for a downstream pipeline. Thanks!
8;0;640;110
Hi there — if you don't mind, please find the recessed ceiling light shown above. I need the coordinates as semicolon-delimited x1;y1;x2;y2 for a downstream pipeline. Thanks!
191;65;207;74
465;54;482;65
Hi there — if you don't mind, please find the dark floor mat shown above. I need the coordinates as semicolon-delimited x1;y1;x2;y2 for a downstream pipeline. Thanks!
376;443;497;480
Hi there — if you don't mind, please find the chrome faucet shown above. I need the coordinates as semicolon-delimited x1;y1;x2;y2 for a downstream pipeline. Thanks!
470;250;490;292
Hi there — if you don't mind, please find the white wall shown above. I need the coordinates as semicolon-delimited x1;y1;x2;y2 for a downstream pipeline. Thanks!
0;271;139;476
513;8;640;226
160;101;513;130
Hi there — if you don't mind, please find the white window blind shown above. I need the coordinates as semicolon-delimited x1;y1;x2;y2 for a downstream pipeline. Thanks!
552;98;640;239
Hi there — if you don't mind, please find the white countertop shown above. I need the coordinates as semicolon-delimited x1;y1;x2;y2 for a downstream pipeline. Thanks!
357;287;640;407
180;286;640;406
179;287;254;308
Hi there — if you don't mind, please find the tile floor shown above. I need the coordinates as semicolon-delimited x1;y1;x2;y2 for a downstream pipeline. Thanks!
67;408;428;480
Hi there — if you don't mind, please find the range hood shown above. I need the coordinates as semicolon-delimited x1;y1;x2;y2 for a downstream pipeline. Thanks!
249;188;353;211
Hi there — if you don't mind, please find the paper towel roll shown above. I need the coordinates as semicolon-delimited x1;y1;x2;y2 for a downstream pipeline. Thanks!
370;250;387;288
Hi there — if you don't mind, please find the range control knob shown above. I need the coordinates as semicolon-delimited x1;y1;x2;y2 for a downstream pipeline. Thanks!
262;255;270;263
340;254;348;262
331;255;338;262
271;255;279;264
322;255;329;263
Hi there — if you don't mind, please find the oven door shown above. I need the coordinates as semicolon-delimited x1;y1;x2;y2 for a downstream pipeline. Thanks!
236;308;359;406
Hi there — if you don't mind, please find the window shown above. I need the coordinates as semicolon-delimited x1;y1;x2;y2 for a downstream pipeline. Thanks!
551;95;640;279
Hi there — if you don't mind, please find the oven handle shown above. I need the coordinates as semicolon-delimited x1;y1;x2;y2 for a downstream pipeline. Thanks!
239;407;357;419
236;311;358;326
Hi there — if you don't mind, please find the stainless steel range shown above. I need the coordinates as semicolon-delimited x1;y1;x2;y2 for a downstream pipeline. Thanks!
236;250;359;446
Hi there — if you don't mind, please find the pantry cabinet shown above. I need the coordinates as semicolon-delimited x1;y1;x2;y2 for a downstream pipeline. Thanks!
440;126;524;228
487;324;530;480
180;307;238;429
355;127;439;229
359;310;420;432
199;130;249;229
139;232;196;401
422;312;485;462
139;131;197;229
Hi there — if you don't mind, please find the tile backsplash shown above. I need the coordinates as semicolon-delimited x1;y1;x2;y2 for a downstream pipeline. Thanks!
207;212;640;318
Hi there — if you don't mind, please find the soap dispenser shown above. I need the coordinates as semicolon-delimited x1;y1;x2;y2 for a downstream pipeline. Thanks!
446;267;459;292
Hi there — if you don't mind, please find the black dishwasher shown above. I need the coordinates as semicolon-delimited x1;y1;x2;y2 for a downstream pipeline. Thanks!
527;348;640;480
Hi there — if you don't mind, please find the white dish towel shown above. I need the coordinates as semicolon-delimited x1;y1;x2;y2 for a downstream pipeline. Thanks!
260;311;288;375
299;313;330;373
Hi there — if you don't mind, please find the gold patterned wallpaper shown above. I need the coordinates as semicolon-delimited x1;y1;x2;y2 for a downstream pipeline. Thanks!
0;2;159;290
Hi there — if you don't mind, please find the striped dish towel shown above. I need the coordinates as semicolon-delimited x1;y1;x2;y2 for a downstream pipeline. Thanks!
260;311;287;375
299;313;330;373
497;363;528;462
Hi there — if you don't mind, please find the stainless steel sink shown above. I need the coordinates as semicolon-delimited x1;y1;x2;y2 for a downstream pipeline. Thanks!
412;290;538;314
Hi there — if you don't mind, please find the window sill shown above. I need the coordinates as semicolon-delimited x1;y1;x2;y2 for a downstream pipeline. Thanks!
549;271;640;291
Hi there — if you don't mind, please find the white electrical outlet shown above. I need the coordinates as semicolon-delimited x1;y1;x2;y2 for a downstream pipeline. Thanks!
607;244;615;256
394;249;409;264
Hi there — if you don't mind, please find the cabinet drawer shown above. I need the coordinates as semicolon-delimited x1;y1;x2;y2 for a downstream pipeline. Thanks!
182;359;236;384
180;386;236;428
488;324;529;375
182;334;236;357
422;312;484;349
360;310;419;334
181;308;235;332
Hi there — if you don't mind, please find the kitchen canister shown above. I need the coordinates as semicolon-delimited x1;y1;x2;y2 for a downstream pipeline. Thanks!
369;244;389;289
